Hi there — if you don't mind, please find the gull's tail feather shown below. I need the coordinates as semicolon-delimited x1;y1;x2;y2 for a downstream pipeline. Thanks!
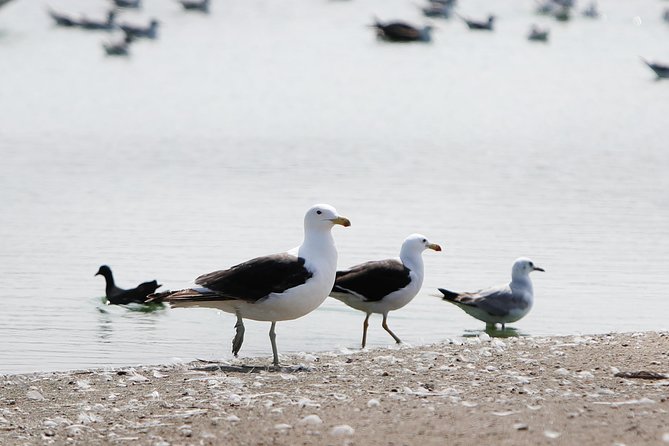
147;288;217;303
146;290;173;303
438;287;460;301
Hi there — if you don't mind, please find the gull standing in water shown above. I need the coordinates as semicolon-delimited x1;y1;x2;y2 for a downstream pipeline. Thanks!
330;234;442;348
438;257;544;330
149;204;350;366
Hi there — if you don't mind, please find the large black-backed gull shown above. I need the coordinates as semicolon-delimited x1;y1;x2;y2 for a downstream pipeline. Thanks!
149;204;350;366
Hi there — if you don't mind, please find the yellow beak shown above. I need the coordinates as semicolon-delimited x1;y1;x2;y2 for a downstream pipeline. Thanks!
330;216;351;227
428;243;442;252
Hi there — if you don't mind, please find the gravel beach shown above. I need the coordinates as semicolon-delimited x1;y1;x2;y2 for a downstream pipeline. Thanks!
1;332;668;445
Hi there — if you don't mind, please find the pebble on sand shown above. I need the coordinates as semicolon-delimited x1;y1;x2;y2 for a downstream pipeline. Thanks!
330;425;355;436
298;415;323;426
26;390;44;401
544;430;561;439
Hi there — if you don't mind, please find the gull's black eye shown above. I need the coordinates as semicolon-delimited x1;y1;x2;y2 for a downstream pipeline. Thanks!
316;210;322;215
422;239;427;243
529;262;534;267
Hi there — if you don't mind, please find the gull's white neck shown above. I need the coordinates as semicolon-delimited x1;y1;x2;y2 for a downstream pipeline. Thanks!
510;272;533;294
298;227;337;268
400;248;424;277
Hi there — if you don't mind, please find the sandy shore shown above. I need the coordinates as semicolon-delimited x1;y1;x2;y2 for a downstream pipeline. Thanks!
1;332;668;446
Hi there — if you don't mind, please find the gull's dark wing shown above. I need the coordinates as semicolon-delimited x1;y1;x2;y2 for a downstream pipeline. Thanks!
192;253;313;303
333;259;411;302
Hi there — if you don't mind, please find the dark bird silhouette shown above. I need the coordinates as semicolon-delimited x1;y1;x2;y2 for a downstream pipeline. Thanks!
528;24;549;42
179;0;209;13
582;1;599;18
642;59;669;79
48;8;80;27
553;6;570;21
95;265;161;305
79;10;117;31
103;32;133;56
112;0;141;9
421;1;453;19
372;18;433;42
120;19;159;39
460;14;495;30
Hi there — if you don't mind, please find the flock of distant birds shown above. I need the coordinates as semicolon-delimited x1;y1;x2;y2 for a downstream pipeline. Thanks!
373;0;669;79
2;0;667;76
94;204;543;366
45;0;209;56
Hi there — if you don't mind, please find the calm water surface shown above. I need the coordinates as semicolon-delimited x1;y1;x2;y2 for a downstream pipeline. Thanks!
1;0;668;374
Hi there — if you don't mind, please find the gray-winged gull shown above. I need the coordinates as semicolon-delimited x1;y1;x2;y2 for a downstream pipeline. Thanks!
438;257;544;329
